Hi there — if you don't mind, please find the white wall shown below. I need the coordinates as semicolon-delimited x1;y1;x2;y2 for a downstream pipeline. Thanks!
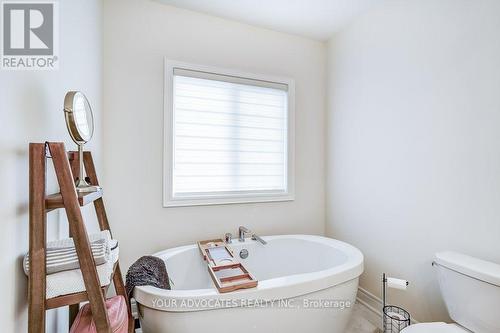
0;1;102;331
102;0;326;271
326;0;500;322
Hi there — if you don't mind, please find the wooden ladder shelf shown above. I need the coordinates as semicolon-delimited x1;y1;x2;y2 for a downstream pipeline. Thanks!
28;142;133;333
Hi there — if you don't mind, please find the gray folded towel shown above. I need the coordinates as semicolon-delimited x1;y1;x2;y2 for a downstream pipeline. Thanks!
126;256;170;300
23;230;113;275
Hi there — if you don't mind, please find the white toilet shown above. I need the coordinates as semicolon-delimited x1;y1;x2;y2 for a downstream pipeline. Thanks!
401;251;500;333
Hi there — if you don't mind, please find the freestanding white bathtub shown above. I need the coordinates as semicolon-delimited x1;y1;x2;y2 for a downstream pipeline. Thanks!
134;235;364;333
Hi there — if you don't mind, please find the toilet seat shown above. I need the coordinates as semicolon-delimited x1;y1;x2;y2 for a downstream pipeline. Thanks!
401;322;468;333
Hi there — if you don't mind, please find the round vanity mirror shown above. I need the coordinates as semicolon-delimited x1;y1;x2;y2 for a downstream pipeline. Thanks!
64;91;100;193
64;91;94;143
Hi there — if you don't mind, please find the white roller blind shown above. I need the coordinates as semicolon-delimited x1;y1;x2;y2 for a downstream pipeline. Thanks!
172;68;289;198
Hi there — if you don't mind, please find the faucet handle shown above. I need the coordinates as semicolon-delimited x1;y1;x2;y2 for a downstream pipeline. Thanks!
224;233;233;244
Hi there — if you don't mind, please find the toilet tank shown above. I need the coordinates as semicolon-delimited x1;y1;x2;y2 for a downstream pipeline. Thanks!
434;251;500;333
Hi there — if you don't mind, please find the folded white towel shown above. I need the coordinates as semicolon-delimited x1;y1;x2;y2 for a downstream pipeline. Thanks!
46;240;119;299
23;230;113;275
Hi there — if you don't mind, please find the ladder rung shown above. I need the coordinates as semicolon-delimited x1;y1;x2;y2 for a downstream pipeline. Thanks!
45;189;103;211
46;286;109;309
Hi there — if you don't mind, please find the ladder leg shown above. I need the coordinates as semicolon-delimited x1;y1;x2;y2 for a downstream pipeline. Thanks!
83;151;135;332
68;150;80;184
113;263;135;332
49;143;111;333
66;152;83;330
82;151;110;230
28;143;47;333
69;304;80;329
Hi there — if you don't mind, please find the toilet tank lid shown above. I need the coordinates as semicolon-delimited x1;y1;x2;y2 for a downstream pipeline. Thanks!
435;251;500;287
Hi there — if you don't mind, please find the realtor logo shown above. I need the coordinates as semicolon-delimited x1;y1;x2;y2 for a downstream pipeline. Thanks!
1;1;58;70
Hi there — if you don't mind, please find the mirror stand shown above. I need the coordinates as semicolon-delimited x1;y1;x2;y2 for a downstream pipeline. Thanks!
75;144;101;193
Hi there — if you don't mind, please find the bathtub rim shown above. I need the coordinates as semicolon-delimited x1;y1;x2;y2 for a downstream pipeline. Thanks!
134;234;364;312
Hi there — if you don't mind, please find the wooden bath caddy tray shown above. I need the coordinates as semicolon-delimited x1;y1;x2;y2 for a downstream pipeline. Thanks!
198;239;258;293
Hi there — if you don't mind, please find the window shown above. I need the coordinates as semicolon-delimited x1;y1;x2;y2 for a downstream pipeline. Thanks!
164;60;295;207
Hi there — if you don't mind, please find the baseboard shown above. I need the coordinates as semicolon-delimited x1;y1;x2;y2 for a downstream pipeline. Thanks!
356;287;419;325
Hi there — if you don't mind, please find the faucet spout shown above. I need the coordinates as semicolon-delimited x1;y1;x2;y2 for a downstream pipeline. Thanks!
238;226;250;242
251;234;267;245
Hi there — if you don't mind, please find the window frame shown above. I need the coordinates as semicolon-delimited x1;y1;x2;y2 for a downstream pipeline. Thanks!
163;58;295;207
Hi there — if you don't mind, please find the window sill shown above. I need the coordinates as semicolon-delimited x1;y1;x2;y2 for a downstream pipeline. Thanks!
163;193;294;207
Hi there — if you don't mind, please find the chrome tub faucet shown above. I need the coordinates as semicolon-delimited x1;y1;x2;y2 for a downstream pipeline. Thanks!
238;226;267;245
